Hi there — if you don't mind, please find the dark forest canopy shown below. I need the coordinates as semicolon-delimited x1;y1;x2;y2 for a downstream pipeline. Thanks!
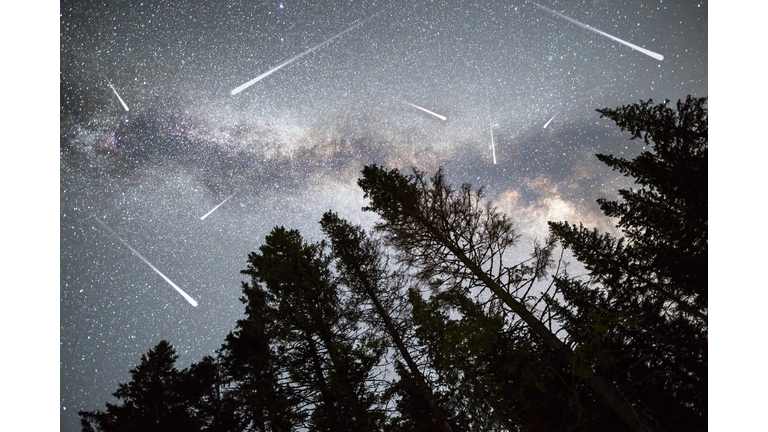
80;96;707;432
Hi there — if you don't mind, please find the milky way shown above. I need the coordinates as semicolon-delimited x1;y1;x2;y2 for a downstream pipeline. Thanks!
60;1;707;430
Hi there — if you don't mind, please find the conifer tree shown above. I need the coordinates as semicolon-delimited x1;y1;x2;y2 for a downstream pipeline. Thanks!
547;96;708;431
320;211;455;432
218;277;304;431
238;226;384;432
78;341;216;432
358;165;657;432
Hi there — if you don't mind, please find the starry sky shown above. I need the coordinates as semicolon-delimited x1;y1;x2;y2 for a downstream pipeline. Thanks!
58;1;707;430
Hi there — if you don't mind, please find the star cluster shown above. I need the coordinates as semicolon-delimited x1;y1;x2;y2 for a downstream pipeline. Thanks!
60;1;707;430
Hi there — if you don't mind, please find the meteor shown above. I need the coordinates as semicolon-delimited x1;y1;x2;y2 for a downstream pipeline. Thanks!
201;192;236;220
531;2;663;61
543;109;560;128
103;75;130;111
373;88;447;121
488;112;497;164
399;99;447;121
93;217;198;307
231;9;386;95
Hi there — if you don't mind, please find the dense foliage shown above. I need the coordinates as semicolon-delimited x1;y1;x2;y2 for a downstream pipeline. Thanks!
80;96;707;432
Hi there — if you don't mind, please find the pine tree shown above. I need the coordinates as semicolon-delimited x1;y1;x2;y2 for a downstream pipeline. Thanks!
80;95;706;432
218;280;303;432
320;211;456;432
547;96;708;431
238;226;384;432
79;341;202;432
358;165;657;432
176;355;245;432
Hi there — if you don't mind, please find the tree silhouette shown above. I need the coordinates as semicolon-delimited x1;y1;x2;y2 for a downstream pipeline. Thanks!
320;211;456;432
79;341;213;432
181;355;247;432
218;277;304;432
547;96;708;431
237;226;385;432
357;164;656;432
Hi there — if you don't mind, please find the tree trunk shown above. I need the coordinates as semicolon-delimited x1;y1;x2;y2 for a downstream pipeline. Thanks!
306;331;341;432
358;270;454;432
420;217;657;432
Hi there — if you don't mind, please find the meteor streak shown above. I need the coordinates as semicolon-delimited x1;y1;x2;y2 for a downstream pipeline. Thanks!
488;109;497;164
399;99;447;121
376;89;447;121
543;109;560;128
231;9;386;95
93;217;198;307
103;75;130;111
201;192;236;220
532;2;663;61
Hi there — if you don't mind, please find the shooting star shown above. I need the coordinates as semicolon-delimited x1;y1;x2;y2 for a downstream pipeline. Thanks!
93;217;198;307
376;89;447;121
103;74;130;111
531;2;663;61
543;109;561;129
231;9;386;95
400;99;447;121
200;192;236;220
489;122;496;164
488;105;497;164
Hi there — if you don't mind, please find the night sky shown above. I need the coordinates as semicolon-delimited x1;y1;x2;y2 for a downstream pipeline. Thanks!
57;1;707;430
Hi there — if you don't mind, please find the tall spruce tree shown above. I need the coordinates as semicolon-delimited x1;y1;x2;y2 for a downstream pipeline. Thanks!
237;226;384;432
170;355;246;432
357;165;657;432
78;341;218;432
320;211;456;432
218;274;305;431
547;96;707;431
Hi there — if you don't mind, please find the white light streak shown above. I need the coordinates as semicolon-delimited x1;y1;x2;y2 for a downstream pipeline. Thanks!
93;218;198;307
489;114;497;164
543;110;560;128
400;100;447;121
231;9;385;95
532;2;664;61
105;77;130;111
201;192;236;220
374;89;447;122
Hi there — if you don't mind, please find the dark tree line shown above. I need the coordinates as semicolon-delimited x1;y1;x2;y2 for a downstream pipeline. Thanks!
80;96;707;432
